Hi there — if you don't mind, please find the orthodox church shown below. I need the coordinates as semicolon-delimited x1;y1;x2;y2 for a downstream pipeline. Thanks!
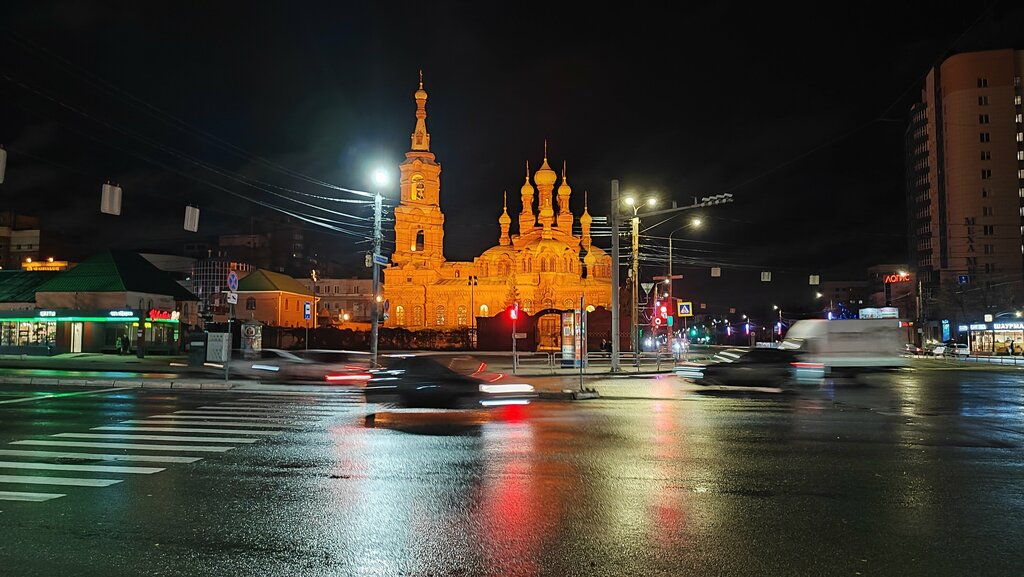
382;78;613;330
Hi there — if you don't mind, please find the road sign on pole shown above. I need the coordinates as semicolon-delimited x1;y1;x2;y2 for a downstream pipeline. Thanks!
677;301;693;317
227;270;239;292
304;301;311;320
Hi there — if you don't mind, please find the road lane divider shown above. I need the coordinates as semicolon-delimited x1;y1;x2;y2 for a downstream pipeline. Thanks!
52;433;259;443
0;449;203;463
0;461;164;474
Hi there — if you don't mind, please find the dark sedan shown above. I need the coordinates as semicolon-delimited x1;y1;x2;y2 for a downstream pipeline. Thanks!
675;347;813;387
363;354;536;409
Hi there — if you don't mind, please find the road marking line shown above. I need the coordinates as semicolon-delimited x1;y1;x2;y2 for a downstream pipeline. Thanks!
0;474;122;487
198;406;336;415
93;426;280;436
0;449;202;463
0;461;164;474
174;410;330;418
123;420;302;429
0;490;66;502
12;440;232;452
0;387;132;405
52;433;257;443
218;400;353;406
151;413;311;422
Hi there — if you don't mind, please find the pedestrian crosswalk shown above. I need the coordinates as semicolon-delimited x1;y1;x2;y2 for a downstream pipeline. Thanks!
0;391;363;503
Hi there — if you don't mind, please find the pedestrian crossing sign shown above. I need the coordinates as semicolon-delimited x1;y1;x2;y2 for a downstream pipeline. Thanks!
677;301;693;317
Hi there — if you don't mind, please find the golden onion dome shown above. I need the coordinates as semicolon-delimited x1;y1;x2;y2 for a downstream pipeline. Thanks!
520;162;535;197
534;156;557;187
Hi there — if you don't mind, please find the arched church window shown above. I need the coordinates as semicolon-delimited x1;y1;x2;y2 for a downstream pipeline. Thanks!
540;258;549;273
479;304;489;317
565;257;574;273
413;306;423;325
411;174;425;200
455;270;460;278
436;305;445;326
543;299;554;309
523;255;532;273
524;299;533;313
395;305;405;325
413;230;425;252
457;305;468;326
563;298;575;308
499;260;510;277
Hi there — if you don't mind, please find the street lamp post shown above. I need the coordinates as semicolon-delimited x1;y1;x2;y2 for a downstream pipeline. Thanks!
370;169;387;368
610;180;621;372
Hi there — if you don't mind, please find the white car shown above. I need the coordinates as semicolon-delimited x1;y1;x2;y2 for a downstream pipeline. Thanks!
932;344;969;357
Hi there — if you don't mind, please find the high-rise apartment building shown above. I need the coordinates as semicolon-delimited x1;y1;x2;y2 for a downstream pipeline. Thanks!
907;49;1024;328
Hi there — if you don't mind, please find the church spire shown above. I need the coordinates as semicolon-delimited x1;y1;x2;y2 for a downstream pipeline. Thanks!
499;190;512;246
556;159;573;231
580;190;593;250
410;71;430;151
518;160;536;234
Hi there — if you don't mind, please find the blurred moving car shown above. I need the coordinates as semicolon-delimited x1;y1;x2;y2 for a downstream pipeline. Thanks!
229;348;371;383
364;354;536;408
902;343;924;355
944;344;970;357
675;347;819;386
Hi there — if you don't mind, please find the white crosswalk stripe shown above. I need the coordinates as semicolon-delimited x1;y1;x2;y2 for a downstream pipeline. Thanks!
0;449;203;463
123;420;302;429
197;406;337;415
172;410;328;418
12;440;233;452
0;461;163;474
0;490;66;502
148;413;311;422
0;474;121;487
52;433;259;443
93;426;280;436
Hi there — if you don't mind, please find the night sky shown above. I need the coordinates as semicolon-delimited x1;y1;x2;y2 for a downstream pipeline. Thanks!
2;2;1023;314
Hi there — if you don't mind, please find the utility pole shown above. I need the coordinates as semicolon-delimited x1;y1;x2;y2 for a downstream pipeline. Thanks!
370;192;382;367
610;179;621;372
631;214;640;366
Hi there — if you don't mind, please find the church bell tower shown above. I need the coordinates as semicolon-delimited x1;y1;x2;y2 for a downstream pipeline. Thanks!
392;72;445;267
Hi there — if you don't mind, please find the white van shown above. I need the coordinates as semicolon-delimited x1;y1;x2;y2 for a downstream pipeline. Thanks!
779;319;908;375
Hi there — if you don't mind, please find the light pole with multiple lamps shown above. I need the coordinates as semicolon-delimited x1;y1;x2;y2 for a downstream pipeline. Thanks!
624;194;658;364
608;180;733;370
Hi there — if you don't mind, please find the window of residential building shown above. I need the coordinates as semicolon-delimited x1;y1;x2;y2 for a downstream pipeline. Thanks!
984;244;994;254
246;297;256;310
983;206;993;216
978;95;988;105
1018;151;1024;161
285;299;289;310
981;150;991;160
979;114;990;124
980;132;990;142
977;78;988;88
982;188;989;198
983;225;994;235
984;263;995;273
981;169;992;179
1016;95;1022;106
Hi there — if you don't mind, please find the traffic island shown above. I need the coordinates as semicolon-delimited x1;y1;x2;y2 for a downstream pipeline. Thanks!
537;388;601;400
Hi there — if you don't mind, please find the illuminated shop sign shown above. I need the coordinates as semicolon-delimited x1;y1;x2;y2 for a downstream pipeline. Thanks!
958;325;970;332
993;322;1024;331
969;323;988;330
884;273;911;283
38;310;56;317
109;310;134;317
147;309;180;321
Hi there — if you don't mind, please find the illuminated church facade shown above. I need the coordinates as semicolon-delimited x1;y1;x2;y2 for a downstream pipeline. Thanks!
382;78;612;330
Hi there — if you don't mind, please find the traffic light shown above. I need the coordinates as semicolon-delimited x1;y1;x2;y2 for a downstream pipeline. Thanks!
509;302;519;320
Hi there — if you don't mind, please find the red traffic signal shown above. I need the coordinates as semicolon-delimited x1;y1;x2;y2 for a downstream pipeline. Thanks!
509;302;519;320
659;305;668;319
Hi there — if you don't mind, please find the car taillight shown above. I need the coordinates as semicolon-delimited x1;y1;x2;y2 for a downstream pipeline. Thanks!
791;362;824;369
325;373;372;382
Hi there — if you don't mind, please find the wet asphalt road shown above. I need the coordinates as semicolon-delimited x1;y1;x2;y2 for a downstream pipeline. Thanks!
0;369;1022;577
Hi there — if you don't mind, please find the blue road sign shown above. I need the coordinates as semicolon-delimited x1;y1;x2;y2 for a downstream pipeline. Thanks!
373;253;389;267
677;301;693;317
304;301;311;320
227;270;239;292
958;274;970;285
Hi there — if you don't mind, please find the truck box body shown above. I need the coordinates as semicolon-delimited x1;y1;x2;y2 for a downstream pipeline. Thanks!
780;319;907;373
